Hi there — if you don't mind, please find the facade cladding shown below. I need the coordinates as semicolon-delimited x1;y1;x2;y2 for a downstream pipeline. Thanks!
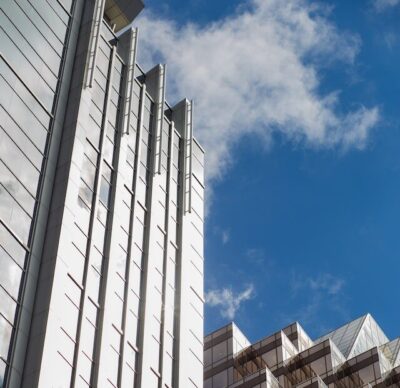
204;314;400;388
0;0;205;387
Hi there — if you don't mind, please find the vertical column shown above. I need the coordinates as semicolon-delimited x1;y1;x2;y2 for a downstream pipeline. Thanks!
85;0;106;88
184;100;194;213
174;99;194;214
145;64;167;175
16;0;92;386
89;29;146;385
117;82;146;388
172;99;205;388
120;28;139;136
72;44;116;387
136;65;168;388
159;120;178;388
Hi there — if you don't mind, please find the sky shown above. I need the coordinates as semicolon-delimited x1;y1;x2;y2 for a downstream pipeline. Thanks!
133;0;400;342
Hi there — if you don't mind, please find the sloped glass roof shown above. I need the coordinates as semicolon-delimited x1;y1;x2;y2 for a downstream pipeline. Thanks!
315;315;366;357
381;338;400;367
315;314;388;359
348;314;389;359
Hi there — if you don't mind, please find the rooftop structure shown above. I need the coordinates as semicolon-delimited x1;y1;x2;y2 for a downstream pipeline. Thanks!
204;314;400;388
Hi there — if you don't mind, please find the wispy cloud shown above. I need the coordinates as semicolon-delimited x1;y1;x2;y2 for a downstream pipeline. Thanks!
373;0;400;12
206;284;255;320
246;248;266;264
383;32;399;51
291;272;345;296
135;0;380;183
221;230;230;245
213;226;230;244
283;271;349;332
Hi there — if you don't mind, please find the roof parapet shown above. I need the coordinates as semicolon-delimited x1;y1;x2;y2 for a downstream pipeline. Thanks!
104;0;144;32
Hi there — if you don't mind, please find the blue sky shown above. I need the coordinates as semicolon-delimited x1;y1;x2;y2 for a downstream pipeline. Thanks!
134;0;400;342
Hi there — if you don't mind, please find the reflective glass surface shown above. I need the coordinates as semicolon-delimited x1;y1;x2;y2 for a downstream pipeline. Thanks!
0;0;70;379
0;315;12;359
0;358;6;388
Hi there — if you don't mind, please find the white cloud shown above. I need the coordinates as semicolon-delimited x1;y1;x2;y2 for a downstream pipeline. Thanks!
213;226;230;244
383;32;398;51
285;271;348;328
291;272;345;296
135;0;380;183
206;284;255;320
308;273;345;295
221;230;230;245
246;248;265;264
373;0;400;11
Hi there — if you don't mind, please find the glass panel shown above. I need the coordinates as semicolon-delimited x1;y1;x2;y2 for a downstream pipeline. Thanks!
87;116;102;149
76;198;91;232
97;201;108;226
99;177;111;208
62;296;79;338
0;18;54;109
0;7;60;85
0;126;41;198
0;111;43;169
81;155;97;188
109;293;123;329
0;358;6;388
79;180;94;209
129;291;140;318
81;320;96;358
69;245;85;284
3;1;65;56
59;0;74;13
78;352;93;387
73;224;88;256
54;351;72;386
108;347;120;385
0;314;12;359
92;221;105;253
126;151;135;176
91;247;103;274
0;247;23;299
148;366;160;388
86;265;101;303
103;136;114;165
0;60;50;146
0;287;17;324
0;223;27;267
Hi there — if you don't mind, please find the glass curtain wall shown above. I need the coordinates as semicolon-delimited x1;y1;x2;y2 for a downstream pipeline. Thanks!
0;0;73;383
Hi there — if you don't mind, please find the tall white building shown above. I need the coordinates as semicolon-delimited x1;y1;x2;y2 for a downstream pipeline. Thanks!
0;1;205;387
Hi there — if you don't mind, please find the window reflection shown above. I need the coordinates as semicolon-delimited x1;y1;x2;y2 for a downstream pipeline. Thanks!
99;176;111;208
0;246;22;299
0;359;6;387
0;315;12;359
0;287;17;324
0;224;26;268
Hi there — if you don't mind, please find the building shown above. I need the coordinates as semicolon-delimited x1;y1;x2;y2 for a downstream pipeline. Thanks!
204;314;400;388
0;1;205;387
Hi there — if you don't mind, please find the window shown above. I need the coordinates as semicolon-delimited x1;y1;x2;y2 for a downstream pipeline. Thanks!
62;295;79;339
0;314;13;359
148;368;160;388
0;358;7;387
0;223;27;267
99;176;111;208
0;245;23;300
0;287;16;324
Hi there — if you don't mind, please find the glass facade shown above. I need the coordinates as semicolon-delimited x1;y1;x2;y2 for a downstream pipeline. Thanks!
0;0;72;384
204;314;400;388
0;0;204;387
